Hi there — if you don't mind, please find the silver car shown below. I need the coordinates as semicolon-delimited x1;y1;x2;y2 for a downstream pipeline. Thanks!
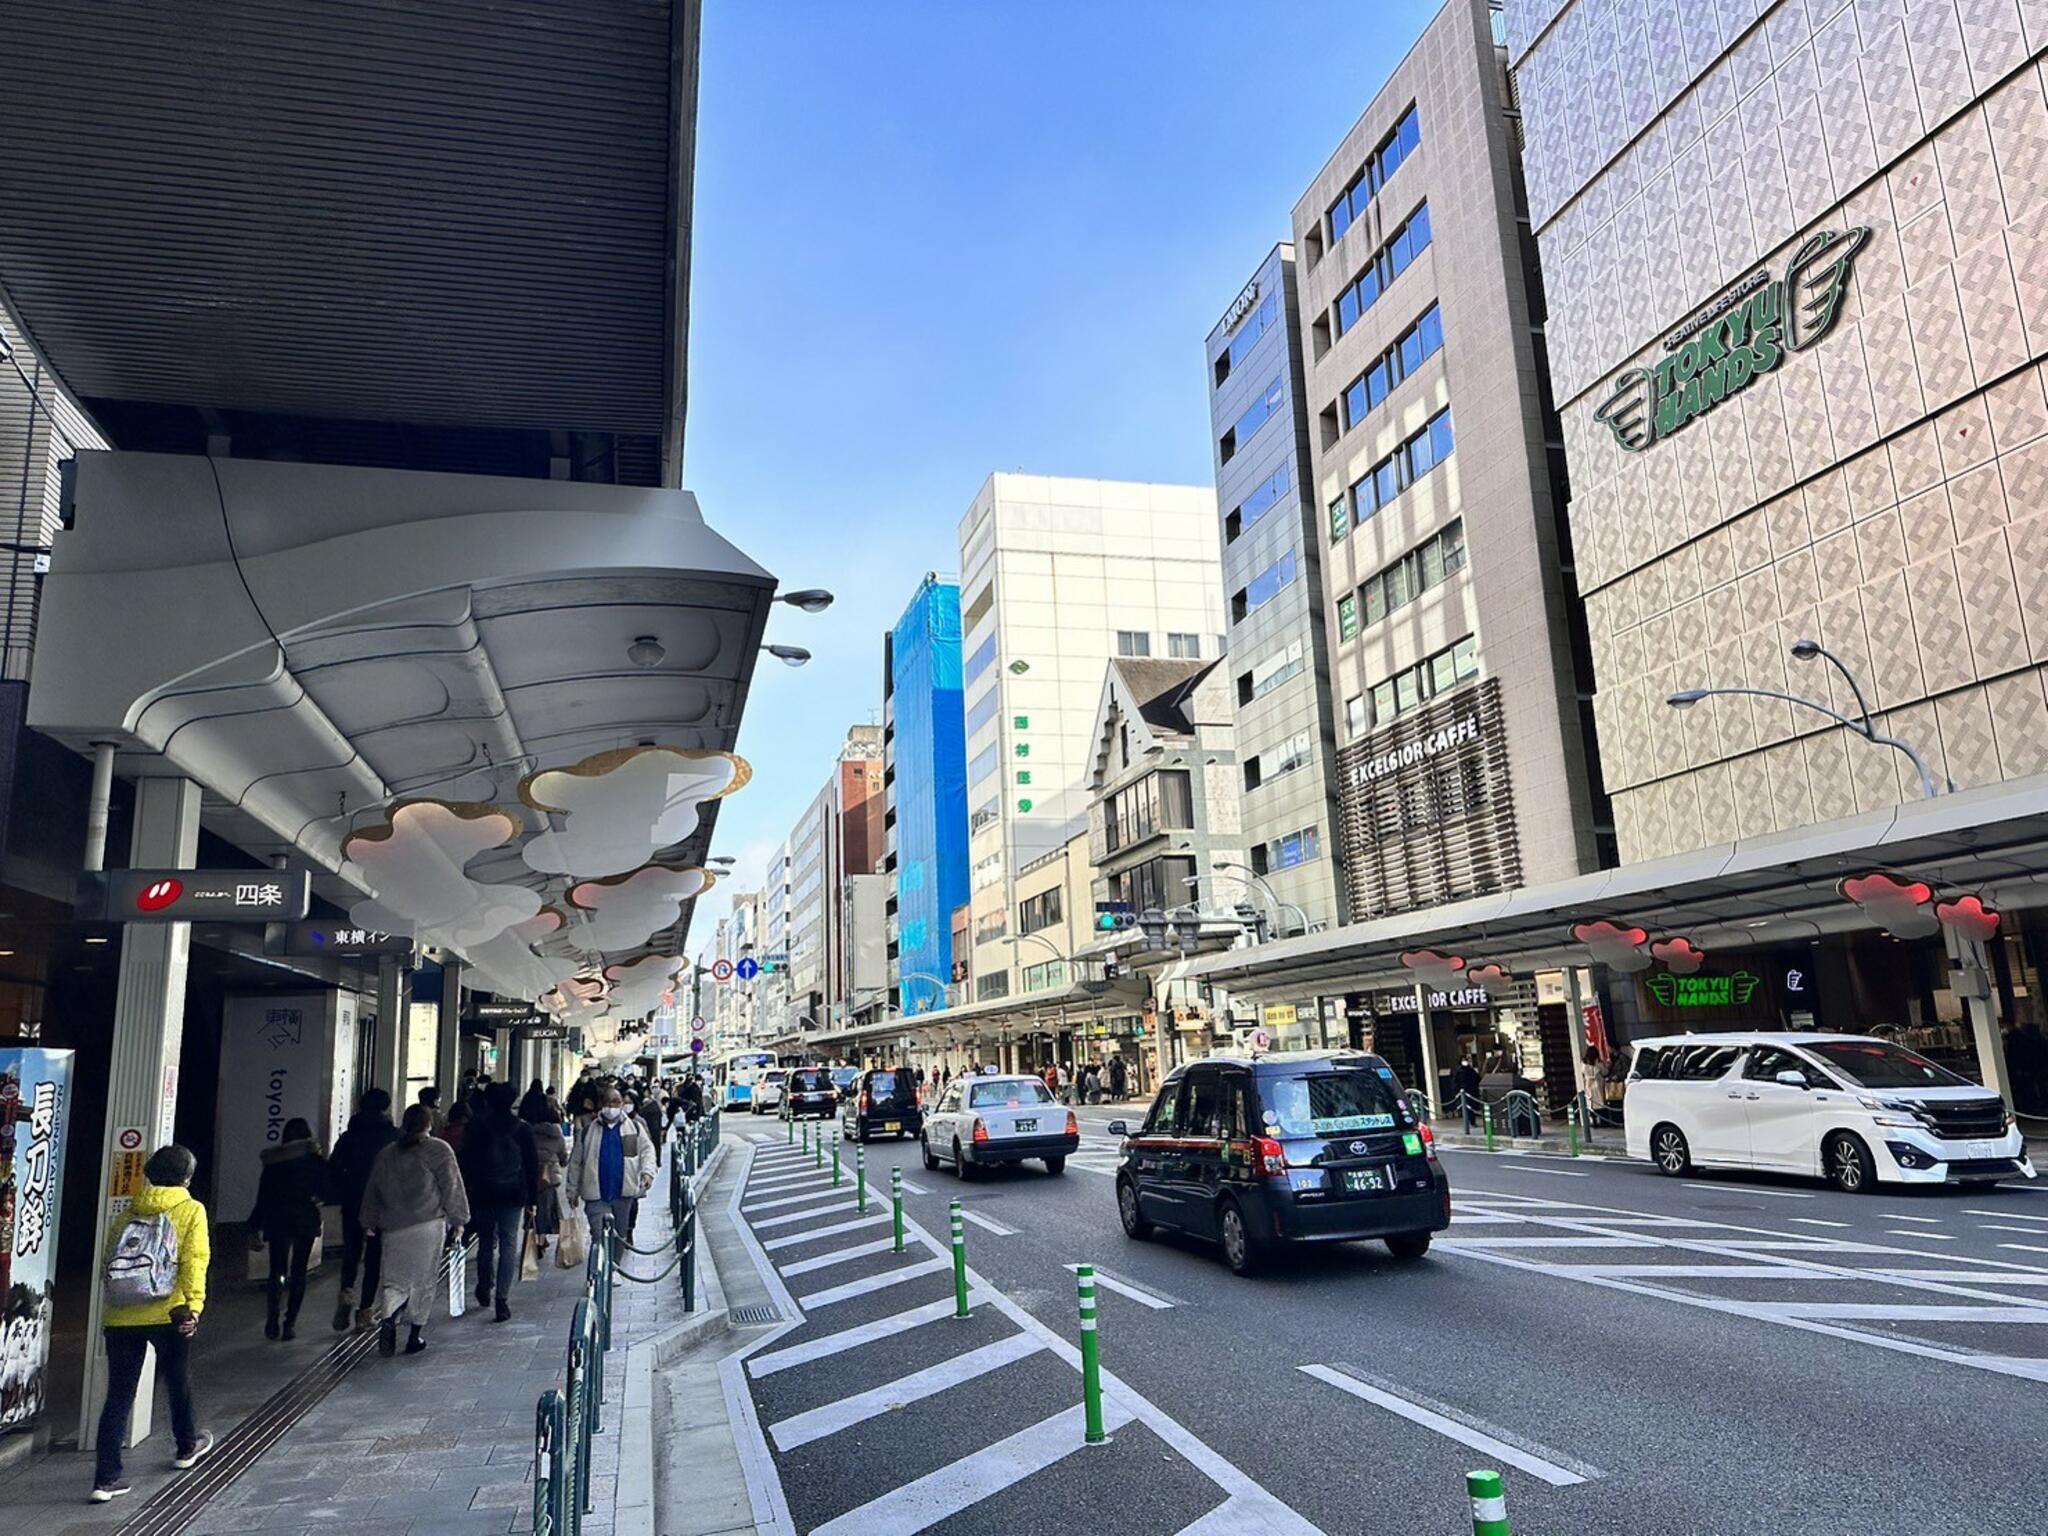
921;1073;1079;1177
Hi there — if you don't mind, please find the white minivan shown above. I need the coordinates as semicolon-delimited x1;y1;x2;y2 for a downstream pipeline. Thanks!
1624;1031;2033;1192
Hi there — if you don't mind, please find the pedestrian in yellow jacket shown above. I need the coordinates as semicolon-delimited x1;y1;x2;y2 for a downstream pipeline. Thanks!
91;1145;214;1504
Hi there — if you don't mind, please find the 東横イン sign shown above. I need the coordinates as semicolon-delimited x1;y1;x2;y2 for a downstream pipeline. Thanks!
1593;227;1869;453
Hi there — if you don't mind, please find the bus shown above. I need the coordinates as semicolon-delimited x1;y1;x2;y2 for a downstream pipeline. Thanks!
712;1049;776;1109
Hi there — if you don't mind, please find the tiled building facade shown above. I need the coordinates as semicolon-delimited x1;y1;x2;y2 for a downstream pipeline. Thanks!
1511;0;2048;859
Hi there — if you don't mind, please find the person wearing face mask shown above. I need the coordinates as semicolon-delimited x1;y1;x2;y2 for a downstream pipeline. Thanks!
563;1086;657;1245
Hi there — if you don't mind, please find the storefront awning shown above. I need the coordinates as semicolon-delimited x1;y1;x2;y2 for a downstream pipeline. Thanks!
1179;775;2048;1001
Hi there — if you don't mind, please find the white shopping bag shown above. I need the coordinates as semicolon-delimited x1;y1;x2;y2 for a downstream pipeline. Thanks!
447;1238;469;1318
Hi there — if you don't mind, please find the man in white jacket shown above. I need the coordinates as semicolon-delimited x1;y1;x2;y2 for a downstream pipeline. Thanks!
565;1085;659;1243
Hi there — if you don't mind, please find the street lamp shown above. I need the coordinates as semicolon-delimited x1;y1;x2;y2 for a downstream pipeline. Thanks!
1666;637;1943;799
763;644;811;667
778;588;835;613
1213;859;1310;938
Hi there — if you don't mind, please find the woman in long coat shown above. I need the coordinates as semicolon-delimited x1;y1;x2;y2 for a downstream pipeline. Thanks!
359;1104;470;1358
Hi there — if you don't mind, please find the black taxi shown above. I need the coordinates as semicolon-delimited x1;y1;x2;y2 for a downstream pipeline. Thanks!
1108;1050;1449;1275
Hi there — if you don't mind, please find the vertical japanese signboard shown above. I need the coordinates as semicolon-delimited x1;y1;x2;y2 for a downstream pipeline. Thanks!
0;1048;74;1434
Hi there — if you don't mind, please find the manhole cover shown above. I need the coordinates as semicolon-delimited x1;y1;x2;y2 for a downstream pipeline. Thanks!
730;1304;781;1327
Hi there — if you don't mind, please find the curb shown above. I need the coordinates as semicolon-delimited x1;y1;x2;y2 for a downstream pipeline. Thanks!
617;1139;733;1536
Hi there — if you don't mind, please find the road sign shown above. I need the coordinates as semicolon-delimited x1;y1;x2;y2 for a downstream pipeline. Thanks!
710;958;735;983
735;957;760;982
1250;1027;1272;1051
689;1015;707;1035
689;1039;705;1053
80;869;310;923
266;921;414;960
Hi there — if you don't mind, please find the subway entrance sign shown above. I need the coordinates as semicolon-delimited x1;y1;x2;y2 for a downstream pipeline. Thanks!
79;869;310;922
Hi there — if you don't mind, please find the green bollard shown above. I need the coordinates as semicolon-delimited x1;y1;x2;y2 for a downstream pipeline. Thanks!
949;1199;969;1319
1567;1103;1579;1158
1076;1264;1106;1445
786;1113;793;1144
891;1166;905;1253
1468;1470;1510;1535
856;1145;867;1213
1484;1102;1495;1154
814;1127;823;1169
833;1131;843;1187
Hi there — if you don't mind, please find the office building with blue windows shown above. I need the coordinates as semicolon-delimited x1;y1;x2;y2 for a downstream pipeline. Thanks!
1205;244;1347;941
883;574;970;1015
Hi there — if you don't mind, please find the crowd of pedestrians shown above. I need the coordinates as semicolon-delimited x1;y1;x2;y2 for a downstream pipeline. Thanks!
84;1063;698;1505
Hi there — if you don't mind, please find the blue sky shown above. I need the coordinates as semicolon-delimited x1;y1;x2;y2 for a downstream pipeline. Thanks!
685;0;1444;941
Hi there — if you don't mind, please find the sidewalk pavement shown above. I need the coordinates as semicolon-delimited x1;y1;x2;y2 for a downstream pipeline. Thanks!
171;1139;720;1536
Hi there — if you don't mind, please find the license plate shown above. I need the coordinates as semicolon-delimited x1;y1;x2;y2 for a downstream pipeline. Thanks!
1015;1118;1038;1133
884;1121;901;1133
1962;1139;2003;1160
1288;1169;1325;1193
1344;1169;1387;1193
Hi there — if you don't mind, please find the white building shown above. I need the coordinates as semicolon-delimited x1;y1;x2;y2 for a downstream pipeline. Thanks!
956;473;1224;1004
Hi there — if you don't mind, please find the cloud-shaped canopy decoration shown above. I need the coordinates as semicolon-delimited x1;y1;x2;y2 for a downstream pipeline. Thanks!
463;930;586;1004
1936;893;2000;943
521;747;750;879
541;975;610;1023
1464;962;1512;999
1650;936;1707;975
1571;919;1652;974
604;954;685;1021
341;800;542;953
565;865;715;955
1840;872;1937;940
1400;949;1467;992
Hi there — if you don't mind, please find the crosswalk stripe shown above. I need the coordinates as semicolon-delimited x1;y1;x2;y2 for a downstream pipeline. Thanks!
898;1178;930;1195
1969;1209;2048;1224
751;1200;858;1230
1682;1182;1812;1199
1440;1235;1654;1248
2002;1242;2048;1256
1981;1224;2048;1235
746;1186;858;1213
748;1170;831;1191
760;1214;891;1251
1789;1218;1851;1228
748;1293;984;1378
1878;1213;1942;1223
1874;1269;2048;1285
1555;1264;1849;1279
1885;1230;1956;1241
959;1210;1018;1237
778;1237;901;1277
810;1401;1135;1536
767;1334;1044;1451
796;1256;951;1309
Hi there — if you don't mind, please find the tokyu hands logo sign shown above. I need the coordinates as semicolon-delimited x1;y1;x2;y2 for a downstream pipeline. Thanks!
1594;227;1869;453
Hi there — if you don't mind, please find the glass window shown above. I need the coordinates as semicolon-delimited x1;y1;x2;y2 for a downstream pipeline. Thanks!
971;1079;1053;1108
1375;459;1399;509
1804;1041;1970;1089
964;634;998;686
1430;408;1456;465
1117;630;1151;657
971;795;1000;832
1169;632;1200;658
1158;769;1194;827
1260;1068;1408;1137
1227;292;1278;373
1395;669;1421;712
1430;650;1458;694
1245;551;1298;612
1385;559;1411;612
1453;636;1478;678
1232;377;1285;445
1362;576;1386;626
1417;303;1444;357
1142;1080;1183;1136
1336;285;1361;334
1420;534;1446;590
1337;593;1359;641
1371;680;1396;724
1443;519;1467;574
965;689;999;735
1237;465;1290;536
1345;694;1367;736
1182;1070;1222;1138
968;743;999;788
1343;377;1367;427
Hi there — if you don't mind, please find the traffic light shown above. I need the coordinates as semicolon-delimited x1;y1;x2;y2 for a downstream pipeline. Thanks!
1093;901;1136;932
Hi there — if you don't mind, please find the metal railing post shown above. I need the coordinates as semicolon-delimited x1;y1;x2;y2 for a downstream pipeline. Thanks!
535;1389;566;1536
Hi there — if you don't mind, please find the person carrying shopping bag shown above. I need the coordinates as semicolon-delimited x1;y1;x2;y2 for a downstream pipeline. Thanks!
359;1105;469;1358
564;1085;657;1253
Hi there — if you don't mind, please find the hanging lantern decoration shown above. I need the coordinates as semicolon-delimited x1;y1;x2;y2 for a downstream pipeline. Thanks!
1839;872;1937;940
1570;919;1652;974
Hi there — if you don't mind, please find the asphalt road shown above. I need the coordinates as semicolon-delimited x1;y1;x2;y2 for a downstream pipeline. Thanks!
715;1108;2048;1535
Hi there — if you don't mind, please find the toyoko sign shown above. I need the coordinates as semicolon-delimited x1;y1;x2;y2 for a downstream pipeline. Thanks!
1221;278;1261;333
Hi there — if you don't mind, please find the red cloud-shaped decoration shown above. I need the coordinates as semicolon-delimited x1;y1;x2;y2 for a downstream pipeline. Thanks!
1651;936;1706;975
1464;962;1512;996
1400;949;1467;990
1936;894;2000;943
1840;872;1938;939
1571;919;1652;973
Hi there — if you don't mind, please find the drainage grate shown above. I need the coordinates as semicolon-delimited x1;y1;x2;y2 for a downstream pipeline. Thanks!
729;1304;782;1327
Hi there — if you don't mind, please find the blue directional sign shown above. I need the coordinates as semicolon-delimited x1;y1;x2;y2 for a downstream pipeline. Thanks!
735;956;761;981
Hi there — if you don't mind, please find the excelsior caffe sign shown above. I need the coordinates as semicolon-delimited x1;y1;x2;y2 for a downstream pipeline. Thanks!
1351;714;1480;786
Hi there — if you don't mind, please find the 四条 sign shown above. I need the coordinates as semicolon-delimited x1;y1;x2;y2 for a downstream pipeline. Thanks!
80;869;310;923
1593;227;1869;453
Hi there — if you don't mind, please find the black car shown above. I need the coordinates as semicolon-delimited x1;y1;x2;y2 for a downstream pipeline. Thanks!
1109;1050;1449;1275
841;1066;923;1142
780;1066;839;1121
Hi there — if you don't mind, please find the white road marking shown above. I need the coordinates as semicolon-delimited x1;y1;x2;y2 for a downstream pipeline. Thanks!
897;1178;930;1195
1878;1213;1943;1224
747;1132;775;1144
810;1402;1136;1536
959;1209;1018;1237
1761;1303;2048;1322
751;1200;858;1229
746;1169;831;1191
1980;1224;2048;1235
1884;1230;1956;1242
1682;1182;1813;1199
1556;1265;1849;1279
747;1293;984;1378
1970;1208;2048;1224
795;1255;951;1308
2000;1242;2048;1255
1876;1269;2048;1285
1298;1365;1597;1487
1712;1239;1888;1252
767;1334;1044;1451
1061;1263;1176;1309
1442;1235;1655;1248
759;1213;890;1251
1790;1218;1851;1228
1449;1212;1532;1224
777;1237;900;1277
745;1186;860;1213
1511;1166;1590;1177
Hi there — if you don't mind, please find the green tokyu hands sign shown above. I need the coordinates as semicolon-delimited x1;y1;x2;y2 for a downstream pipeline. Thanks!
1594;227;1869;453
